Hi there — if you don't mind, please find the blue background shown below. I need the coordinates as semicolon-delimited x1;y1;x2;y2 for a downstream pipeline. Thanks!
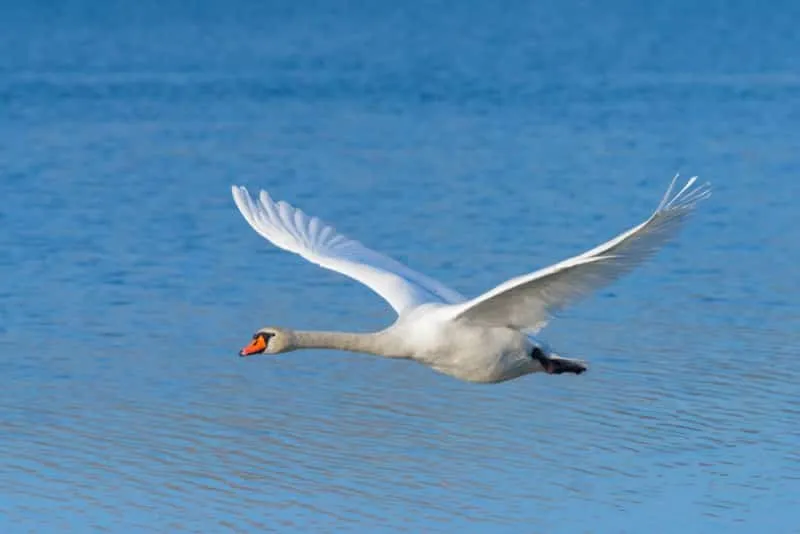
1;1;799;532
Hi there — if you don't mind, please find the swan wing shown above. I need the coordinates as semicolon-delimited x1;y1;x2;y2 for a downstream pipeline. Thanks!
232;186;465;315
448;175;712;332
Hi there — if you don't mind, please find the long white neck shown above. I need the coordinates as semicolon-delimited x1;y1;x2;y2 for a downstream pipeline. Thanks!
289;330;410;359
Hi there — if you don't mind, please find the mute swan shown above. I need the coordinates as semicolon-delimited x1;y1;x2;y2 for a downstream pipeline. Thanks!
232;175;711;383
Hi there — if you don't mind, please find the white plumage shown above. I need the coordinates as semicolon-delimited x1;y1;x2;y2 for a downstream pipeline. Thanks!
231;175;711;383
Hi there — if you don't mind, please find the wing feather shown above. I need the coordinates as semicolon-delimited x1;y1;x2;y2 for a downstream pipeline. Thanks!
232;186;464;315
448;175;711;332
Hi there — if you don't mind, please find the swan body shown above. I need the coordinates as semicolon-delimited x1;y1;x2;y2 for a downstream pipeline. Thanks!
232;175;711;383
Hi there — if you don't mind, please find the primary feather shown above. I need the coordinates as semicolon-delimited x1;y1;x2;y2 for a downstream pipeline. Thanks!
231;186;465;315
448;175;712;332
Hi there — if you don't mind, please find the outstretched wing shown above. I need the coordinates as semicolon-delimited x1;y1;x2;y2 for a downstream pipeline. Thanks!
448;175;712;332
231;186;465;315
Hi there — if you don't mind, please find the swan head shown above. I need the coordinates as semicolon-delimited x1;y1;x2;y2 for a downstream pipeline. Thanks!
239;327;294;357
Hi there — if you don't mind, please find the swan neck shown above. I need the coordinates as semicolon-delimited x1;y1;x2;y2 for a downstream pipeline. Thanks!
290;330;406;358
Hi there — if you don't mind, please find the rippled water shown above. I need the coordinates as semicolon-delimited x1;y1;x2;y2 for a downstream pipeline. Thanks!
2;1;799;532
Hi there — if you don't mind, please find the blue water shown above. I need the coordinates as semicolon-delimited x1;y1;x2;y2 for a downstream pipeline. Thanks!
2;1;799;532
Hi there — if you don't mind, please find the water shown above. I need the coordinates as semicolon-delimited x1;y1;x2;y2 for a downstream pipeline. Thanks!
2;1;799;532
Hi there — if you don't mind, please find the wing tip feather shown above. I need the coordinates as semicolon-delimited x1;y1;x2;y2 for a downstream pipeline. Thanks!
657;174;712;214
231;184;255;220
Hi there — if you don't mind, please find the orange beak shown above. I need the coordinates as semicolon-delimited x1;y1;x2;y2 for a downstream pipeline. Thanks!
239;335;267;357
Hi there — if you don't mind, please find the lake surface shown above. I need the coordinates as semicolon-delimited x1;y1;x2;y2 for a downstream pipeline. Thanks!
1;1;799;532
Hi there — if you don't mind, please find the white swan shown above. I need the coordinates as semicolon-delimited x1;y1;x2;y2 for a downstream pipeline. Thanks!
231;175;711;383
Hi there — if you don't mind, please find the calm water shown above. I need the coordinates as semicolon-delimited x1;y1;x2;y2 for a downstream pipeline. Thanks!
2;1;799;532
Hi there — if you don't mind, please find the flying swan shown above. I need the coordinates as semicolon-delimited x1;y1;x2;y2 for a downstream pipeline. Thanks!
232;175;711;383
